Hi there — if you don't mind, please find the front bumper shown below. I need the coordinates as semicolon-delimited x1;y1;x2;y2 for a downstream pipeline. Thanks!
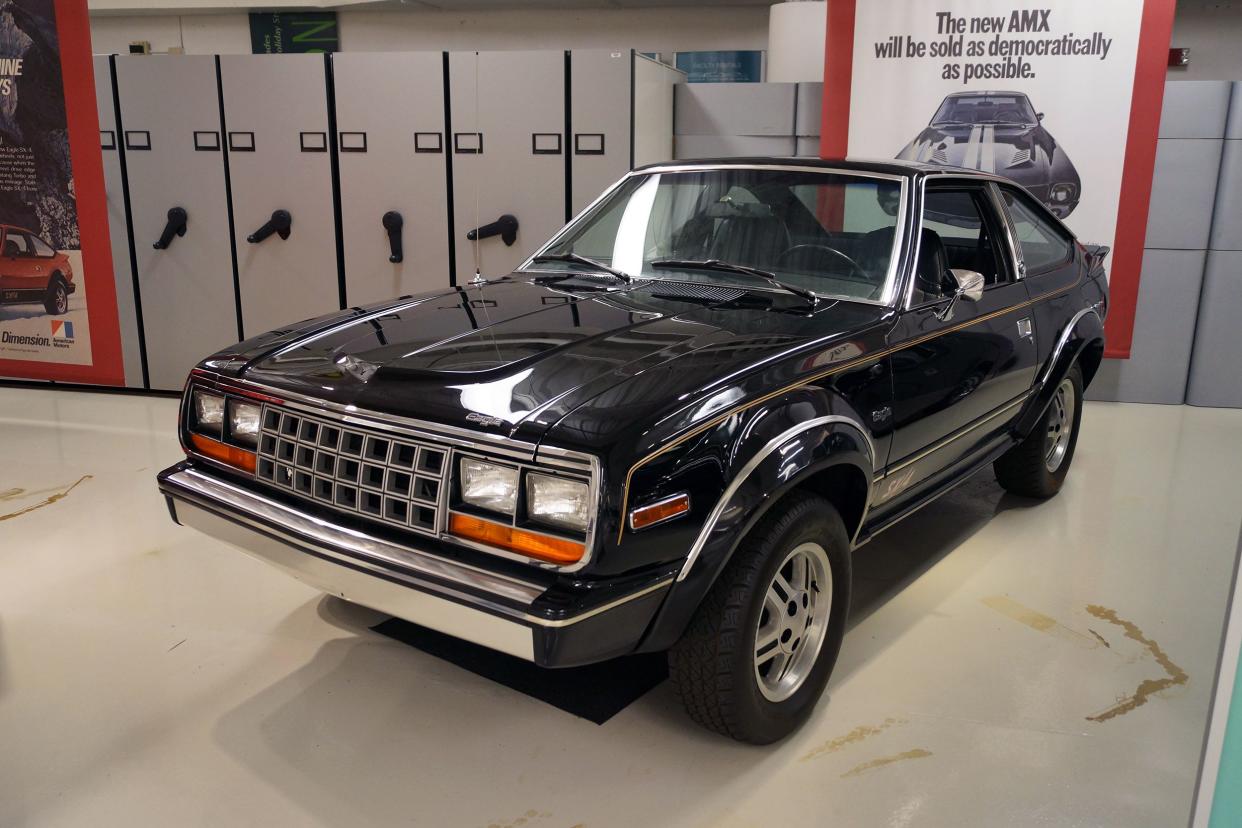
158;464;674;666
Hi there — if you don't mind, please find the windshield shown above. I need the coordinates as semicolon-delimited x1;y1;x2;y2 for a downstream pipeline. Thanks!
523;168;905;303
931;94;1037;126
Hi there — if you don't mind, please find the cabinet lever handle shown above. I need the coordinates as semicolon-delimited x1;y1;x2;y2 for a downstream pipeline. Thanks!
382;211;404;263
153;207;188;250
466;214;518;247
247;209;292;243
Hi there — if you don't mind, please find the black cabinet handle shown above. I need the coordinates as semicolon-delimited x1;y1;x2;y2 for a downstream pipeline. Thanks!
153;207;188;250
247;209;292;243
382;210;403;263
466;214;518;247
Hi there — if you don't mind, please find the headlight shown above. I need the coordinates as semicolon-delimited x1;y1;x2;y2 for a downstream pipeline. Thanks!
460;458;518;515
227;399;262;448
526;472;590;533
1050;183;1076;203
192;390;224;436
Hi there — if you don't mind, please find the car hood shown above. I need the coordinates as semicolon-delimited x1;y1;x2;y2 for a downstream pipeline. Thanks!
897;123;1052;174
222;276;887;448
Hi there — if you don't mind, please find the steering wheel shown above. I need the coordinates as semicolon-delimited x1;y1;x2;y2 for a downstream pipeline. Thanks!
777;244;871;283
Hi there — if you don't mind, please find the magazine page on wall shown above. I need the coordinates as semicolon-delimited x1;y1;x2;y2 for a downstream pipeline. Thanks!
0;0;123;385
825;0;1177;358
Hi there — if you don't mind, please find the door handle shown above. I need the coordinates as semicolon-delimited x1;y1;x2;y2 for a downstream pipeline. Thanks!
1017;317;1034;339
247;209;292;243
153;207;188;250
382;211;403;263
466;214;518;247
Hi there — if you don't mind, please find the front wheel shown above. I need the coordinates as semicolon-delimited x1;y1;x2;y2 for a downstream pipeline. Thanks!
668;491;851;744
994;363;1083;498
44;279;68;315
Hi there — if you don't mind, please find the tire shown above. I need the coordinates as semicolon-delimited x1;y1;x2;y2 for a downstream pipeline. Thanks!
994;362;1083;498
668;491;852;744
44;277;68;316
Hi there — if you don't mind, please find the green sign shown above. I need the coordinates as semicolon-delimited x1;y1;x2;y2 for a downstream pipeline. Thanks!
249;12;339;54
675;50;763;83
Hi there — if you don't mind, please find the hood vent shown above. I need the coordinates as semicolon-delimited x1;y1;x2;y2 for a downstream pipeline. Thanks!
646;282;746;304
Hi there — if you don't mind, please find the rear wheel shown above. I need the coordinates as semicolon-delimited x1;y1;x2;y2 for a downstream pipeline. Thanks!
994;363;1083;498
44;277;68;315
668;491;851;743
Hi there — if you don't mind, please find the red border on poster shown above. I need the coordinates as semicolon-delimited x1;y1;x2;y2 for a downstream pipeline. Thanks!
0;0;124;385
821;0;1178;360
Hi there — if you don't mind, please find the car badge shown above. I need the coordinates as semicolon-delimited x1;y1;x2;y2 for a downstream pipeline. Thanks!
466;412;505;428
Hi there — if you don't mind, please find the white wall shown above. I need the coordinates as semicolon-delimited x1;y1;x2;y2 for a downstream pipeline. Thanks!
89;6;769;55
1169;0;1242;81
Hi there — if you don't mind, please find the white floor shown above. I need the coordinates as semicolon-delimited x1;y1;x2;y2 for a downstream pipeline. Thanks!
1;388;1240;827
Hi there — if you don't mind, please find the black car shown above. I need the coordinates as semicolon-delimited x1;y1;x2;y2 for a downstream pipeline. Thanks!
158;159;1108;743
897;91;1082;218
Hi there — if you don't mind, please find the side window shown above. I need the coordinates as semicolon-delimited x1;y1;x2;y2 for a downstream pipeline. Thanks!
1000;188;1073;274
914;187;1005;306
2;232;32;258
30;235;55;258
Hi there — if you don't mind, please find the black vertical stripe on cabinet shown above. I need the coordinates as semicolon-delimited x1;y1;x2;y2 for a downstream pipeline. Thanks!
564;50;572;224
214;56;245;342
442;51;458;288
324;54;348;310
108;55;150;389
629;49;636;171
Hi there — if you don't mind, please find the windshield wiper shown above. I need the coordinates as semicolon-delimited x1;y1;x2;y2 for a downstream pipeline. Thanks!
531;252;632;282
651;259;819;307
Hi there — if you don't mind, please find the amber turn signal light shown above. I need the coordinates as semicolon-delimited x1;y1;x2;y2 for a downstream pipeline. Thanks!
449;513;585;564
190;433;257;474
629;493;690;531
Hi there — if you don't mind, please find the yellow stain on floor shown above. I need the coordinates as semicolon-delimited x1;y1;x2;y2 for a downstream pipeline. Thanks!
841;748;933;778
982;594;1099;648
0;475;92;523
1085;605;1188;723
800;717;907;762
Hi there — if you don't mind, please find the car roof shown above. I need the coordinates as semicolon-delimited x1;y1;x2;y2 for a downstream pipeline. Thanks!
632;156;999;181
944;90;1029;99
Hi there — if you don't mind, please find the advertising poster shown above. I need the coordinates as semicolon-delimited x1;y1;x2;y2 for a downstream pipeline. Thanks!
0;0;123;384
822;0;1177;358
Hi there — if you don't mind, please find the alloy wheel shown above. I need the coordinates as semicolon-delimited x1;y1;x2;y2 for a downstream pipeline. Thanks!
1044;377;1076;472
753;541;832;702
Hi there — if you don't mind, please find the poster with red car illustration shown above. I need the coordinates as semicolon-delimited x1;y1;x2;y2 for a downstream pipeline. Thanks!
0;0;123;383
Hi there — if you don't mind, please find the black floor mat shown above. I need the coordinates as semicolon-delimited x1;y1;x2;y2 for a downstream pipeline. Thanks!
371;618;668;725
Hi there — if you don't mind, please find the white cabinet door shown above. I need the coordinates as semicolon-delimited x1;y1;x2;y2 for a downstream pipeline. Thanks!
333;52;452;306
114;54;238;390
93;55;144;388
570;49;632;216
449;51;566;278
219;54;341;337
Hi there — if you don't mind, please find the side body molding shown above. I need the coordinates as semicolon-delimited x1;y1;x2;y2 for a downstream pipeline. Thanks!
637;412;874;654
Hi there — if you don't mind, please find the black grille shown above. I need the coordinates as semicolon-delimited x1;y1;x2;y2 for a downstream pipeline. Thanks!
255;405;447;536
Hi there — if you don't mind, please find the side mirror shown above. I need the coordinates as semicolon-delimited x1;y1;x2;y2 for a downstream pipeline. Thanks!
1036;112;1045;121
935;269;985;321
950;268;985;302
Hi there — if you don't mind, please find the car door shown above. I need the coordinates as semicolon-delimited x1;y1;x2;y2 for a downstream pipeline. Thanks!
875;180;1038;506
994;184;1083;371
0;230;45;297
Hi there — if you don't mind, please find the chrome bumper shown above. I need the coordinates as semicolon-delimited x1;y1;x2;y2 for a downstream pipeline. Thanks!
160;467;544;660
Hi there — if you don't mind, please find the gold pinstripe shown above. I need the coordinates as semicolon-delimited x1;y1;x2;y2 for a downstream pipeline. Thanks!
615;273;1083;543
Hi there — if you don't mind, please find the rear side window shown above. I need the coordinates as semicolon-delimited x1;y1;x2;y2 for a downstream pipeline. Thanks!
1000;188;1073;274
30;235;55;257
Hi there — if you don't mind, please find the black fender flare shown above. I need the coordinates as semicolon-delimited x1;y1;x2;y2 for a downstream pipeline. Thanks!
635;412;874;654
1014;306;1103;438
